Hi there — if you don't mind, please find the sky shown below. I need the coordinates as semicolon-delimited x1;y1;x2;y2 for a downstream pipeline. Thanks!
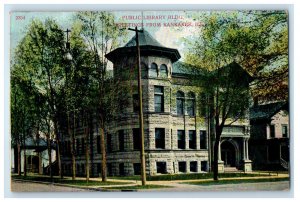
10;11;204;62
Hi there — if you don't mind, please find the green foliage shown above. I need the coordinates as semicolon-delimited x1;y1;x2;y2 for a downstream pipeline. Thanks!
75;11;129;125
185;10;288;102
11;19;67;145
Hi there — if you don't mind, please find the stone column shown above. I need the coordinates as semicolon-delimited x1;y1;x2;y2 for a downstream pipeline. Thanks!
218;142;222;161
243;139;245;160
243;137;252;172
246;139;249;160
218;141;224;173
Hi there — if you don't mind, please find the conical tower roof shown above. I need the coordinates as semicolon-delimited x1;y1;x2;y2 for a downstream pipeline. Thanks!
124;29;165;48
106;29;180;63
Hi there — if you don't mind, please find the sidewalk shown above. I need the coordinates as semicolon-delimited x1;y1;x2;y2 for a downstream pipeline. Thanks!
11;172;289;191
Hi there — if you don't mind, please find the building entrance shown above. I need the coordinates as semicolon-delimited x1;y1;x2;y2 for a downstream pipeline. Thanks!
221;141;236;167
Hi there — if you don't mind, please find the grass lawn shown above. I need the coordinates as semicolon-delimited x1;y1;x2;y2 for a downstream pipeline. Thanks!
182;177;290;186
104;184;172;190
12;175;130;187
111;172;269;181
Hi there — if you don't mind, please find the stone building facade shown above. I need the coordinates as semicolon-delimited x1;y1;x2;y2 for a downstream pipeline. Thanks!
61;30;252;177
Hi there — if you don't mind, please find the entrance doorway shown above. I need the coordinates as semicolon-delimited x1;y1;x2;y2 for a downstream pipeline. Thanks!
221;141;236;167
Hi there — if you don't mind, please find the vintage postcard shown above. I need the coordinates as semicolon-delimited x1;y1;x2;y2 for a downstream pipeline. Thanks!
10;10;289;192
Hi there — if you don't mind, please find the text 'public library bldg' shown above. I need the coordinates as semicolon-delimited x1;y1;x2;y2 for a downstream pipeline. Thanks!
61;30;252;177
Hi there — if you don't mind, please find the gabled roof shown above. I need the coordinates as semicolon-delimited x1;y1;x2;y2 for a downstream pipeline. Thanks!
250;101;288;121
105;29;181;63
211;61;254;84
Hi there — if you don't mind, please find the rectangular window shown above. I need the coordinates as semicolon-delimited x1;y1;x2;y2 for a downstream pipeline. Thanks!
270;125;275;138
133;128;141;150
81;138;85;154
154;86;164;112
155;128;165;149
187;100;195;116
177;130;185;149
190;161;197;172
200;130;207;149
201;161;208;172
177;98;184;115
119;163;125;176
189;130;196;149
200;93;207;117
132;94;139;112
178;162;186;173
96;136;101;153
156;162;167;174
119;130;125;151
97;163;101;175
76;164;80;174
107;163;112;176
134;163;141;175
81;164;85;175
107;134;112;152
282;125;288;138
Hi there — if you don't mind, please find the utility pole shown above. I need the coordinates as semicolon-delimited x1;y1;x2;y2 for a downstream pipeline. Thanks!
128;27;146;186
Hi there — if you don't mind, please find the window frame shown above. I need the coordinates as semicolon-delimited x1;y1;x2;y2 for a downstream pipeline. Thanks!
176;91;185;116
178;161;187;173
155;128;165;149
160;64;168;78
200;130;207;149
154;86;164;112
190;161;198;172
150;62;158;77
189;130;196;149
132;94;139;112
187;92;196;116
156;162;167;174
133;128;141;150
282;124;288;138
119;130;125;151
177;130;185;149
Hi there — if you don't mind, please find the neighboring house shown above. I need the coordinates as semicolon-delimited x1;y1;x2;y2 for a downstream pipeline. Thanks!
249;101;289;170
61;30;252;177
11;136;57;174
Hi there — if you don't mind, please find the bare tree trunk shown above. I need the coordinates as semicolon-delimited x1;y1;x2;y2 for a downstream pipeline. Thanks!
17;143;21;176
71;144;76;179
53;121;62;179
213;132;221;181
68;112;76;180
85;127;90;183
23;137;27;177
47;134;53;180
100;122;107;182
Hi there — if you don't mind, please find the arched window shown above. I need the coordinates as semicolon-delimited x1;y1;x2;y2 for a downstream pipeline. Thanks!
141;63;147;79
187;92;195;116
160;64;168;78
150;63;158;77
176;91;185;115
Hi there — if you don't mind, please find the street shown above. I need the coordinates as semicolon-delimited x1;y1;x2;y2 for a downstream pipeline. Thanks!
11;180;93;192
11;179;289;192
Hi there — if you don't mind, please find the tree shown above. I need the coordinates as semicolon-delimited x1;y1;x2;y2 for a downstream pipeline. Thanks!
12;19;67;178
76;11;128;182
185;11;287;180
186;10;288;102
11;68;42;177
